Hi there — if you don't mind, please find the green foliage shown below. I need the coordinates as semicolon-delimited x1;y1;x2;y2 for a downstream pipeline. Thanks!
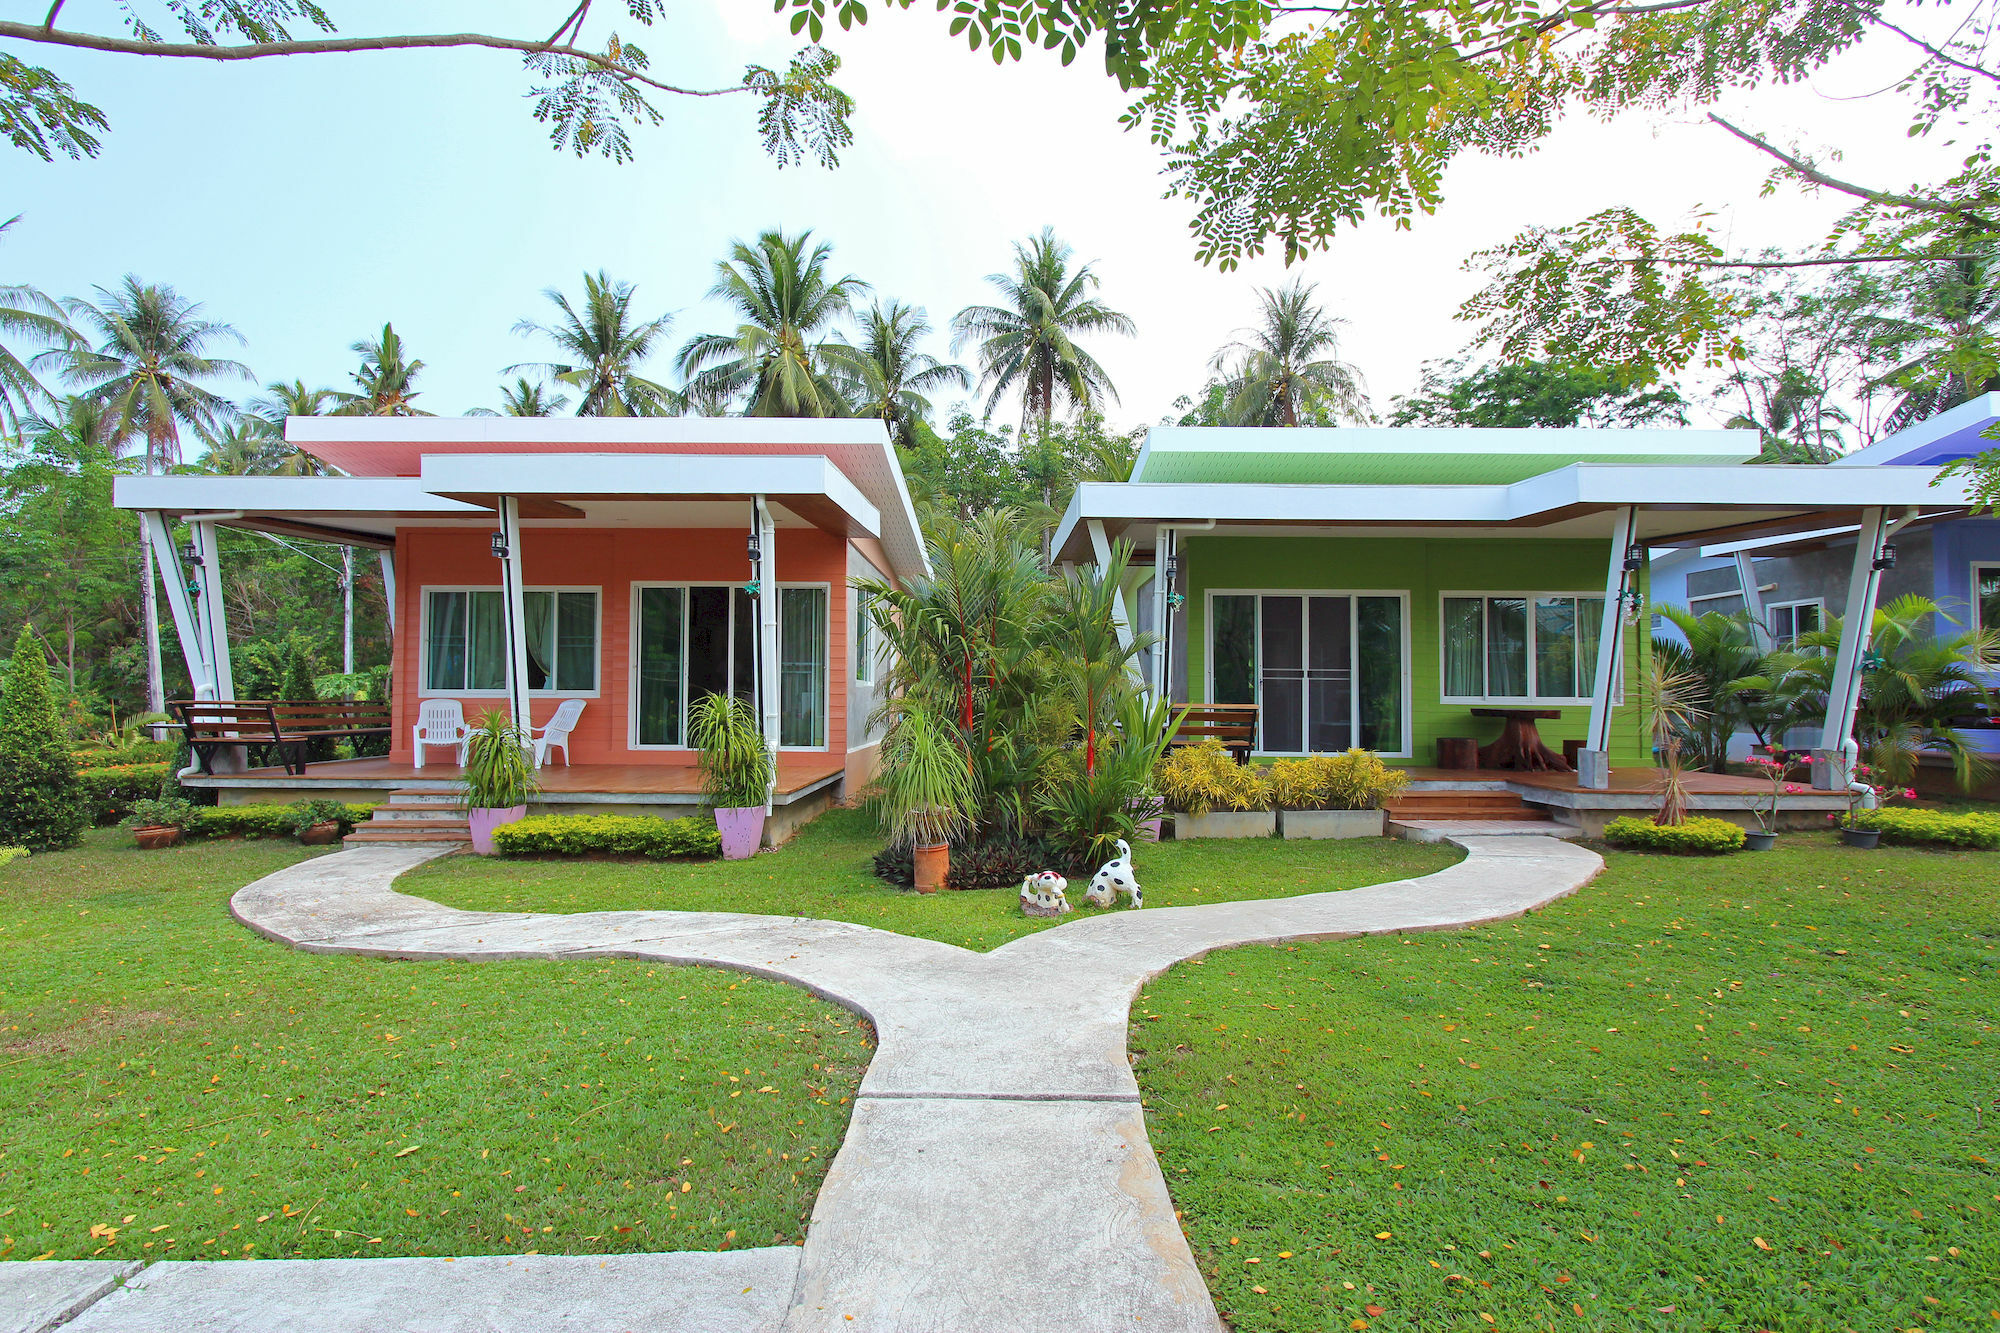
182;802;376;840
71;740;176;766
1389;358;1688;428
75;762;172;824
459;713;539;811
870;832;1092;890
284;798;353;835
1264;749;1410;811
872;702;978;850
0;845;26;866
689;693;771;810
843;300;970;450
234;629;327;701
898;411;1139;539
1847;806;2000;849
0;627;84;850
511;270;677;417
490;814;722;860
119;796;195;831
1603;814;1747;854
1205;280;1370;426
1154;739;1268;816
1034;752;1154;865
675;229;868;418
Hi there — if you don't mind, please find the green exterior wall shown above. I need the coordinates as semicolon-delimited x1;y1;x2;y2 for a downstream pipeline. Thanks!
1181;534;1651;766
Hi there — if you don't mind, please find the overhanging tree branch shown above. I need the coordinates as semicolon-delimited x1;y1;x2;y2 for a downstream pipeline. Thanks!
1613;252;1983;268
1708;113;1999;221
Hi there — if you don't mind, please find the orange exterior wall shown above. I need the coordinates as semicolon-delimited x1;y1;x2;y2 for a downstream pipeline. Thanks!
388;526;850;765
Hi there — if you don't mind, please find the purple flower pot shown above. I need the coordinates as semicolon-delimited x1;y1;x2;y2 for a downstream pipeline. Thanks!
467;805;527;855
715;806;765;860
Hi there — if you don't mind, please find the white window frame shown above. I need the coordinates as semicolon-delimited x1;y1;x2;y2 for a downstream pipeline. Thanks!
1202;588;1414;759
1764;597;1825;647
626;581;832;752
419;585;602;699
1437;591;1611;707
854;589;876;686
777;582;835;752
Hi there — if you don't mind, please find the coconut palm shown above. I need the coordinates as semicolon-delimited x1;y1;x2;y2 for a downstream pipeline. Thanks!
951;228;1134;430
331;324;430;417
845;300;969;448
0;218;78;431
1650;606;1784;771
246;379;338;475
1208;280;1369;426
676;230;869;418
1871;252;2000;433
511;271;675;416
196;419;286;475
43;278;250;718
496;377;570;417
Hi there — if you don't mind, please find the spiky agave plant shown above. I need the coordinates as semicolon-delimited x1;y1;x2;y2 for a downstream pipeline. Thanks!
1642;657;1708;827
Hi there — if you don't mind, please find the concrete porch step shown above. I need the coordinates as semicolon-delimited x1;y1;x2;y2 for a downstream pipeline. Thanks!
1386;790;1548;821
343;826;472;845
343;789;471;845
1391;818;1583;842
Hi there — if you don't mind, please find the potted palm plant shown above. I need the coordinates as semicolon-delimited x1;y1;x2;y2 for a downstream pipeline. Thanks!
874;703;976;892
458;713;538;855
692;693;772;859
122;797;194;850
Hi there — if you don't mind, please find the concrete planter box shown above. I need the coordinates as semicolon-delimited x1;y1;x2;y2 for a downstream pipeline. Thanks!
1281;808;1386;840
1171;809;1277;839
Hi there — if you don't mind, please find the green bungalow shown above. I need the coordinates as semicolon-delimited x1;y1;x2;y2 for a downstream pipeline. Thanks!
1049;426;1979;829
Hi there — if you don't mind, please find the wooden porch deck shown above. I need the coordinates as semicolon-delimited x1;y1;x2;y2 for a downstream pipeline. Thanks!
1399;766;1769;796
185;755;849;805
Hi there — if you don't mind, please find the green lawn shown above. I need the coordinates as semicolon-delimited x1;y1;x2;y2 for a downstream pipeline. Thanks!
0;831;869;1263
407;807;1463;953
1133;833;1999;1333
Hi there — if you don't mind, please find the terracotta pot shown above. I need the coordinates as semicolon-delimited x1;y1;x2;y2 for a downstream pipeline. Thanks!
1840;827;1881;849
297;821;344;846
1743;829;1777;852
132;825;181;850
714;806;765;860
913;842;949;894
466;805;528;855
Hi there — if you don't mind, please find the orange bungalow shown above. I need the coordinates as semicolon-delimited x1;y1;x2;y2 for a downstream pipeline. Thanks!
112;419;927;843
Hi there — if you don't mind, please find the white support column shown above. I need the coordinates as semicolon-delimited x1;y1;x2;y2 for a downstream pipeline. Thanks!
755;496;781;813
342;546;356;676
1734;552;1774;654
1814;507;1915;789
498;497;533;732
1579;506;1638;790
141;511;214;699
1151;528;1172;699
377;549;397;637
188;520;235;701
1086;519;1136;657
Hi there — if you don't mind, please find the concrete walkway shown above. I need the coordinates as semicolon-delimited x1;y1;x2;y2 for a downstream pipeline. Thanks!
30;834;1602;1333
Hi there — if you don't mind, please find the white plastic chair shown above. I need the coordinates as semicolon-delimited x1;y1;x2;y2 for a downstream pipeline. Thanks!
412;698;470;769
532;698;587;768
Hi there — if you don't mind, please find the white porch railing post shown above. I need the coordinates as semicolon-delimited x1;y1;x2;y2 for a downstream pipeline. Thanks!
1734;551;1774;654
498;496;533;734
1579;505;1638;790
756;496;781;814
1814;506;1915;789
189;519;235;701
141;510;214;700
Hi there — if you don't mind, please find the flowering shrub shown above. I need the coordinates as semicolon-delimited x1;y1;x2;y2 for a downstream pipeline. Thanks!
1832;764;1918;830
491;814;721;860
1603;815;1746;854
1154;740;1269;816
1741;748;1806;833
1846;807;2000;849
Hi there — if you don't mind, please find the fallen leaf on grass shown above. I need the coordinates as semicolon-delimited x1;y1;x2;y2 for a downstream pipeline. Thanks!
1753;1237;1772;1251
1365;1304;1386;1316
394;1144;422;1158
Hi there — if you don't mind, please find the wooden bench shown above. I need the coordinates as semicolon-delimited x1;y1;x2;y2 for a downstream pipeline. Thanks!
172;700;391;775
1167;703;1260;764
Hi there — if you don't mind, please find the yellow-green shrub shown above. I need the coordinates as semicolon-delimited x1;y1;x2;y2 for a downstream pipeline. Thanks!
1154;740;1268;816
492;814;721;860
186;803;378;840
1603;815;1746;854
1848;807;2000;849
1265;750;1410;810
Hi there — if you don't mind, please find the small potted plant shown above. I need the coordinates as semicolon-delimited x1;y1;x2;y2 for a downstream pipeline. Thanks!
122;796;195;850
1740;747;1804;851
458;712;539;855
1830;764;1917;849
691;693;772;859
874;703;976;892
287;798;351;846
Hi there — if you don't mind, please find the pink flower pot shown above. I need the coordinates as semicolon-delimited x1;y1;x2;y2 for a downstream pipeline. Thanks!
467;805;527;855
715;806;765;860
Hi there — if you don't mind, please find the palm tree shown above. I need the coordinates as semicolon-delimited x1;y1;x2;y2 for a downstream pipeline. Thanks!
677;229;869;417
197;419;287;475
1650;606;1781;771
845;300;969;447
1869;251;2000;433
247;379;338;475
497;377;570;417
1208;280;1369;426
43;277;250;718
951;228;1135;430
1;217;78;431
332;324;430;417
511;271;675;416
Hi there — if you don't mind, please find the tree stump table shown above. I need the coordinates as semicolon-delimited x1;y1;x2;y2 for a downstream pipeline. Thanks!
1471;707;1571;772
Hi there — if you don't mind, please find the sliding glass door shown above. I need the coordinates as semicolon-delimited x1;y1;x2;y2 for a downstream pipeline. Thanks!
1210;592;1406;755
633;585;828;748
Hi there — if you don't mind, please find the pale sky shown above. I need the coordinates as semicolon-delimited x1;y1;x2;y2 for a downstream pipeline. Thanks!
6;1;1972;439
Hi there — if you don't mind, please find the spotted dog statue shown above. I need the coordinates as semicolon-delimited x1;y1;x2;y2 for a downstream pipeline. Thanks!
1018;870;1072;918
1084;839;1143;909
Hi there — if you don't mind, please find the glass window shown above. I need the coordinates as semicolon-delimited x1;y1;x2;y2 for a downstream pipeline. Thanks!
1357;596;1403;752
1980;566;2000;657
1767;600;1823;648
423;589;595;694
1209;592;1407;755
1212;595;1257;705
855;591;875;685
635;587;685;746
780;587;828;747
1444;594;1606;703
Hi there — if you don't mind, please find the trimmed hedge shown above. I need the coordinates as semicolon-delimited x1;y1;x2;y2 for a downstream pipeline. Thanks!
77;763;173;824
1848;807;2000;849
491;814;721;860
1603;815;1746;855
71;741;177;767
185;803;378;840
